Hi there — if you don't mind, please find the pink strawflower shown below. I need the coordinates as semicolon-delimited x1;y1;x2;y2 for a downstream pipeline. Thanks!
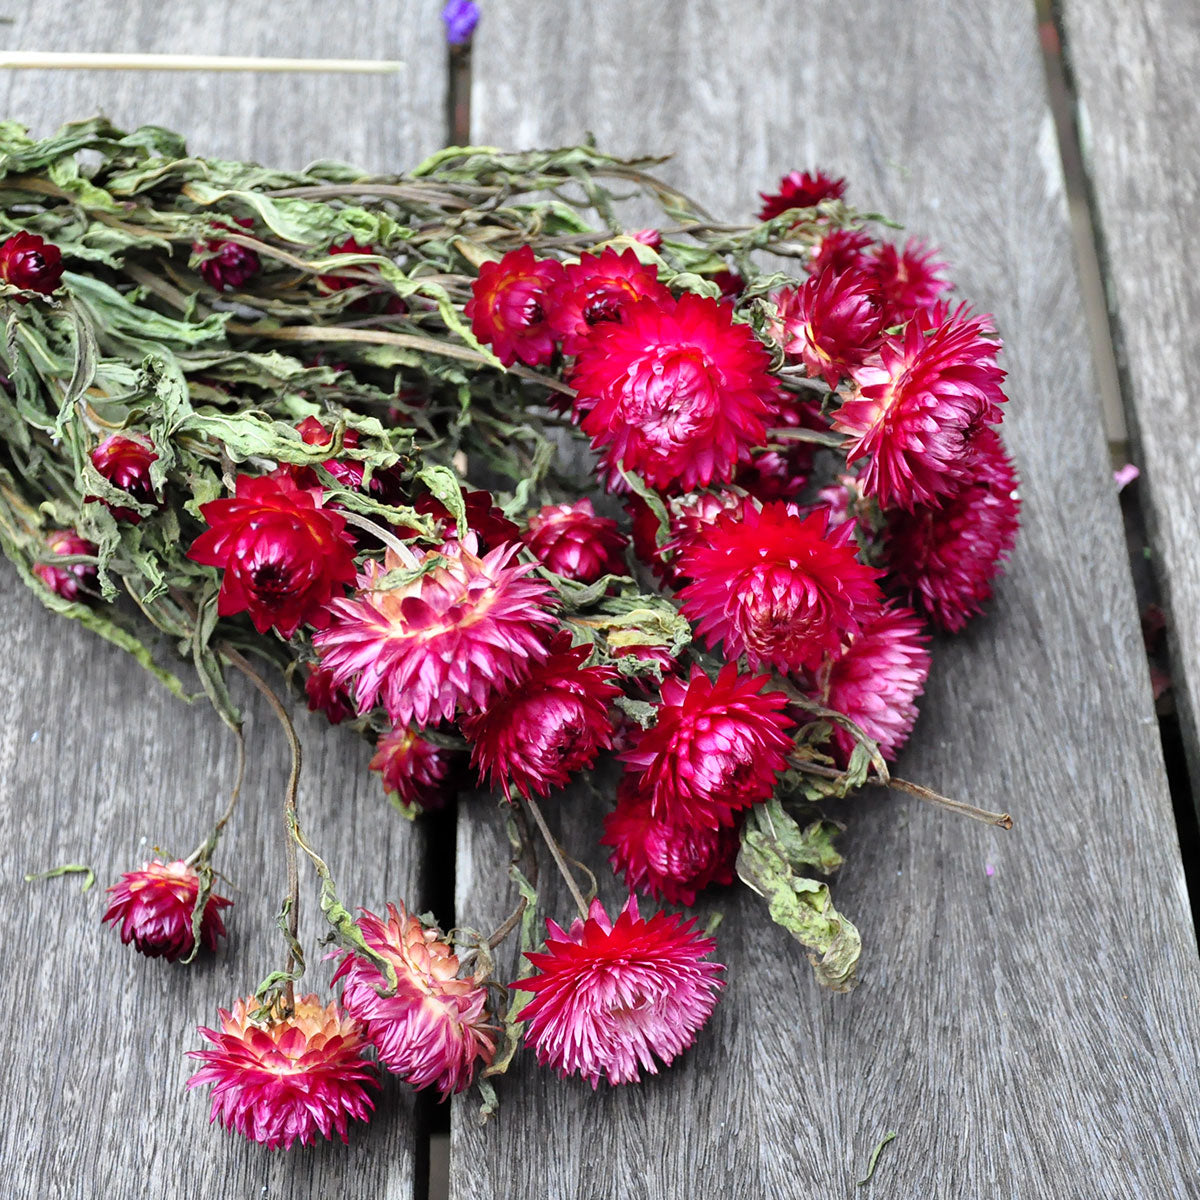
621;663;794;829
187;468;358;638
461;632;619;800
733;397;824;502
0;230;63;295
525;497;627;583
193;217;260;291
863;238;952;323
603;776;740;905
89;433;160;523
676;498;881;673
314;536;558;728
547;246;671;355
886;427;1021;631
631;228;663;250
332;904;496;1099
774;268;884;388
834;303;1007;509
295;415;367;490
102;859;231;962
369;725;458;814
758;169;847;221
465;245;566;367
513;896;723;1087
572;292;780;491
187;994;377;1149
812;602;931;763
317;236;376;292
304;663;354;725
32;529;97;600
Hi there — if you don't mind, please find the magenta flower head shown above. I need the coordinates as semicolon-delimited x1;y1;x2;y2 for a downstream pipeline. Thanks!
524;497;627;584
32;530;97;601
89;433;160;523
442;0;479;44
187;995;377;1149
513;896;723;1087
333;904;496;1099
102;859;231;962
0;231;63;296
193;217;260;291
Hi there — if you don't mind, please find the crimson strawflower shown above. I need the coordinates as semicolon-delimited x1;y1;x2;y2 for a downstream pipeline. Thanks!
758;169;847;221
314;536;558;727
318;236;376;291
572;292;781;491
547;246;671;355
525;497;627;583
811;602;931;763
32;530;96;600
461;632;619;800
295;415;367;490
834;303;1007;509
710;268;745;300
333;904;495;1098
631;228;663;250
603;776;740;905
864;238;951;323
188;468;357;638
410;489;521;551
102;859;231;962
465;245;565;367
676;499;881;673
369;724;458;814
886;427;1020;631
89;433;159;522
809;227;874;276
774;268;884;388
621;663;794;829
188;995;377;1149
514;896;723;1087
304;663;354;725
0;231;63;295
193;217;260;290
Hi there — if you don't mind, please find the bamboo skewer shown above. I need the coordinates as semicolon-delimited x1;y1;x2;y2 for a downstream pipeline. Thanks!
0;51;405;74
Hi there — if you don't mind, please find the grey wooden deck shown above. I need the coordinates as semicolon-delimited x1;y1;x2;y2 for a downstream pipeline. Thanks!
3;2;1200;1198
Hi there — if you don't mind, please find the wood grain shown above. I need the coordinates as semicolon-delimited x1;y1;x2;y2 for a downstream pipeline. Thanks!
0;3;446;1195
0;1;446;172
451;2;1200;1197
1056;0;1200;783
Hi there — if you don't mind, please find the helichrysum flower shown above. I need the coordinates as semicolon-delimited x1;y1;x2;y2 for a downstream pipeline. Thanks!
0;231;63;295
314;536;558;728
89;433;160;523
514;896;723;1087
757;169;847;221
192;217;260;291
465;245;565;367
676;498;881;673
102;859;231;962
369;724;459;814
332;904;495;1099
621;663;794;829
885;427;1021;631
187;995;377;1149
32;530;97;601
863;237;951;323
524;497;627;584
571;292;781;491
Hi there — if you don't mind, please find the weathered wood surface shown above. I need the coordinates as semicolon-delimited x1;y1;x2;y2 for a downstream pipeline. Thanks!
1057;1;1200;783
0;1;439;171
452;3;1200;1197
0;3;446;1197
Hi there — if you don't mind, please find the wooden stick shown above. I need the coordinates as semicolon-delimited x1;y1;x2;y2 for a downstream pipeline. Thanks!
0;51;405;74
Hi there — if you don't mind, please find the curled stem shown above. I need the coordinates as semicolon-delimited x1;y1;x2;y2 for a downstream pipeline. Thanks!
184;722;246;868
524;795;589;920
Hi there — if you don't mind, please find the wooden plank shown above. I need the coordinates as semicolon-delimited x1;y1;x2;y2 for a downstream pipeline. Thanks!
451;2;1200;1196
1056;0;1200;781
0;1;444;171
0;2;446;1195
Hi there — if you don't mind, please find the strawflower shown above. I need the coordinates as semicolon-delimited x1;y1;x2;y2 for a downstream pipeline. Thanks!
102;859;231;962
758;169;847;221
333;904;495;1098
465;245;565;367
369;724;459;814
514;896;723;1087
89;433;160;523
0;231;63;295
193;217;260;291
315;536;558;727
621;663;794;829
32;530;96;600
462;632;619;800
188;468;357;638
187;995;377;1149
572;292;780;490
525;497;627;584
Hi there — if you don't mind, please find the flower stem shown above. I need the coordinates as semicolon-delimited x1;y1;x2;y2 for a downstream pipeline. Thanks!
183;722;246;867
219;642;303;1010
524;795;589;920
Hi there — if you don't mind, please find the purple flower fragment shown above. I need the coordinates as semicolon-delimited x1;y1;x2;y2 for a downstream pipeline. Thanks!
442;0;480;45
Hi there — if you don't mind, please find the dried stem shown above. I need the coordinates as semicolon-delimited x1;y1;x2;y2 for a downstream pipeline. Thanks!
524;795;589;920
219;642;303;1010
184;722;246;867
